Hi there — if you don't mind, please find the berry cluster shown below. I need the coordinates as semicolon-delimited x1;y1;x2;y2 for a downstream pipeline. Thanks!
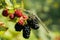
2;9;15;19
15;15;39;39
2;9;39;39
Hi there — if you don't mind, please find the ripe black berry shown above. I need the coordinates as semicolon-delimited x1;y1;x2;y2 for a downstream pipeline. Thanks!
15;23;23;31
27;16;38;25
23;25;31;39
27;16;39;30
31;24;39;30
2;9;8;17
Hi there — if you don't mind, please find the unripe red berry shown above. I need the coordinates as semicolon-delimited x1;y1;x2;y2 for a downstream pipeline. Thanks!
18;17;24;25
2;9;8;17
9;14;15;19
18;20;24;25
23;15;28;20
14;9;23;17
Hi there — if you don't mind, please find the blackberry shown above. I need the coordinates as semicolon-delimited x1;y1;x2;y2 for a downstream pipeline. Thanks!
27;16;38;25
15;23;23;31
2;9;8;17
31;24;39;30
23;25;31;39
27;16;39;30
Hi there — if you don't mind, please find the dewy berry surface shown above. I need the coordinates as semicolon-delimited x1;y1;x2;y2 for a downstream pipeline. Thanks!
2;9;9;17
23;25;31;39
14;9;23;17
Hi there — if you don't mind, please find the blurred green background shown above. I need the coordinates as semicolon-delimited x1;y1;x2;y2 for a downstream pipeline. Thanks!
0;0;60;40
